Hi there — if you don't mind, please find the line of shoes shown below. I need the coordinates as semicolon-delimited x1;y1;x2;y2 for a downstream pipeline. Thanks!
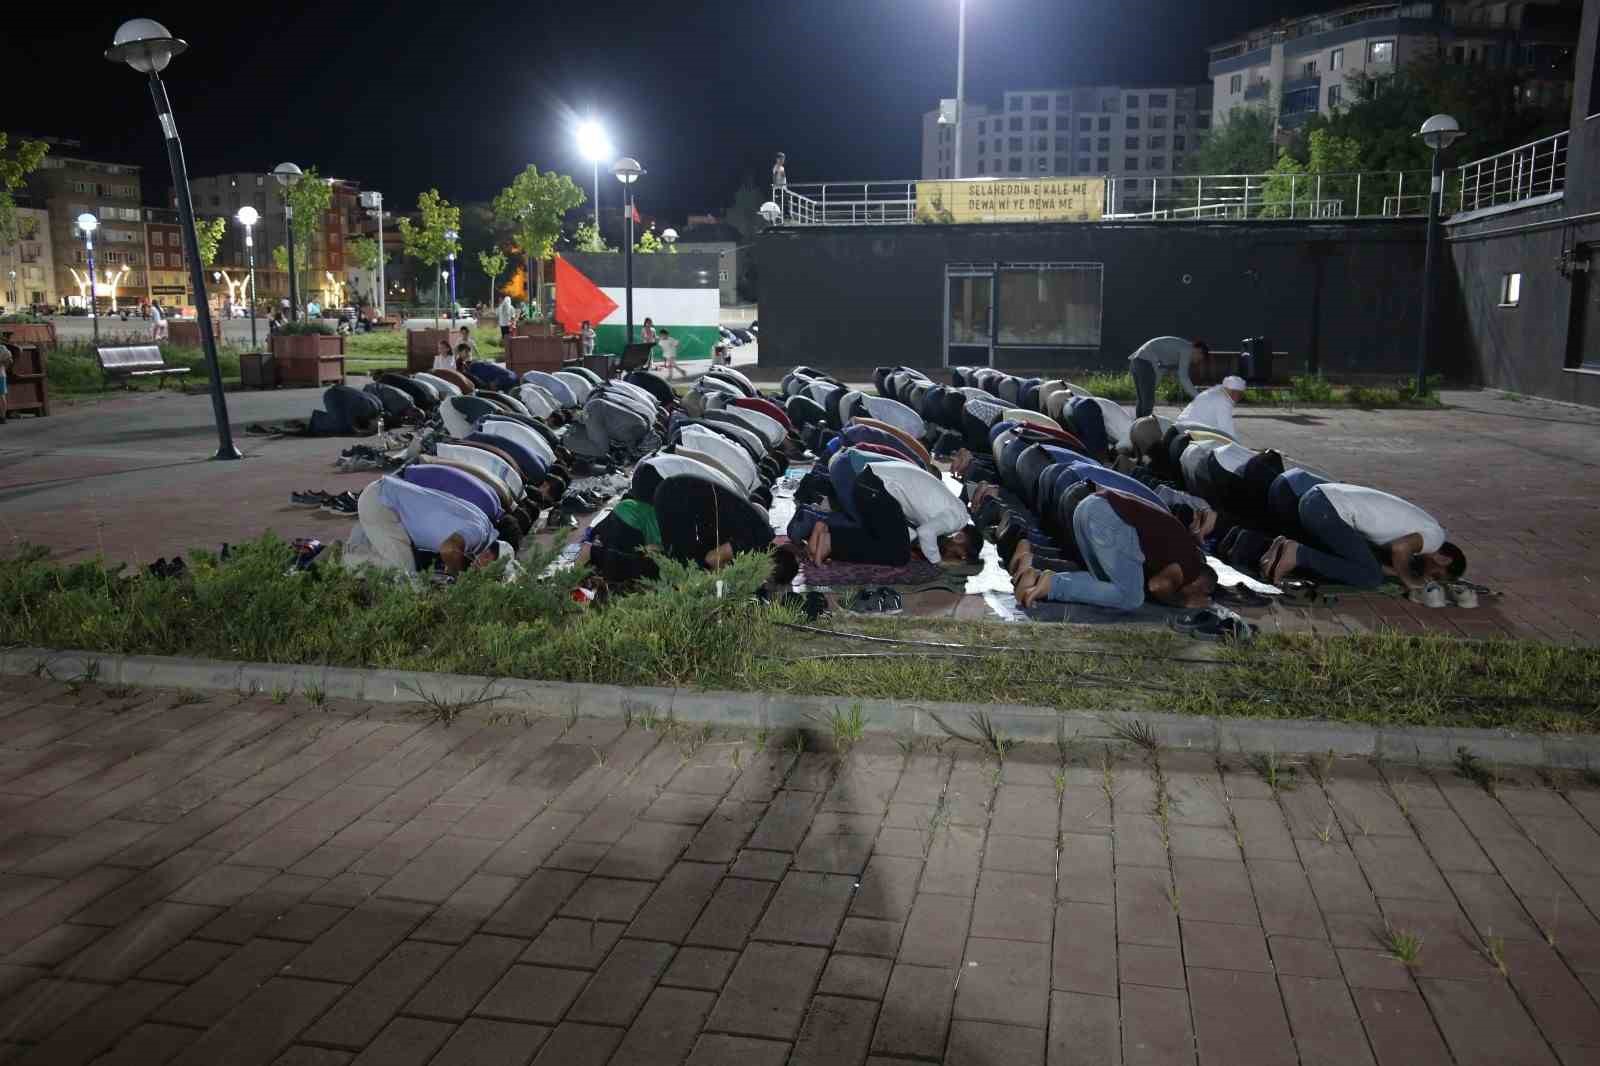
334;444;400;473
1411;580;1481;609
291;490;358;515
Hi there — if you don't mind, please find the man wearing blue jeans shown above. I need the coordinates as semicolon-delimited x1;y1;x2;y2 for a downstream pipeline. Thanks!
1013;489;1216;611
1128;337;1207;418
1261;482;1466;591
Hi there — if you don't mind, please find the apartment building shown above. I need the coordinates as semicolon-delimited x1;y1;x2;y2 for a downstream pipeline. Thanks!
142;208;187;305
184;172;362;306
920;84;1213;181
1208;0;1580;133
2;207;56;311
24;142;145;310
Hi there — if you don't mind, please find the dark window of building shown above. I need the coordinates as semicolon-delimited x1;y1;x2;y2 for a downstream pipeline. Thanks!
978;140;986;154
1125;157;1140;170
1149;156;1166;170
1150;135;1166;149
1331;47;1344;69
1230;74;1243;94
1098;117;1111;131
1126;94;1140;109
1076;157;1091;172
1126;116;1140;130
977;159;986;173
1149;93;1168;108
1035;136;1048;150
1009;96;1022;110
1096;157;1109;172
1009;137;1023;151
1031;95;1048;109
1303;59;1318;76
1031;116;1048;130
1055;94;1070;109
1056;116;1071;130
1151;115;1167;129
1196;114;1211;129
1097;137;1110;151
1174;135;1186;150
1328;84;1342;108
1009;157;1022;172
1368;39;1394;64
1175;113;1189;127
1009;116;1023;131
1079;116;1093;131
978;120;986;133
1056;156;1070;172
1037;158;1049;172
996;264;1103;347
1077;137;1091;151
1125;136;1140;149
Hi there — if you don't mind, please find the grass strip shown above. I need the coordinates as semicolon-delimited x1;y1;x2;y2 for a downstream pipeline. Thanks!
1;537;1592;732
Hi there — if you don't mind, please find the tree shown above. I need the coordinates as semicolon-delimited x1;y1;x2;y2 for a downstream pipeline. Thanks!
634;226;675;254
478;249;506;306
1185;106;1277;175
280;166;332;308
0;133;48;309
1261;129;1363;217
397;188;461;324
571;220;611;253
492;166;585;313
190;216;229;306
347;236;385;308
272;245;289;274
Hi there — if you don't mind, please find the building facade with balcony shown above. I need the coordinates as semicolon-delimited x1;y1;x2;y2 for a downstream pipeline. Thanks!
141;208;187;307
23;142;145;311
1209;0;1581;135
921;84;1213;181
2;207;57;311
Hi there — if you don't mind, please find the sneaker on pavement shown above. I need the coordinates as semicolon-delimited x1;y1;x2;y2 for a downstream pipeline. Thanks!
1447;582;1479;609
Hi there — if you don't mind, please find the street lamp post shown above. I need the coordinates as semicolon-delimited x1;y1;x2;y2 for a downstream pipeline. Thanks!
77;213;99;343
612;157;643;344
954;0;967;179
236;205;259;348
273;162;302;322
359;190;384;318
6;270;15;312
577;121;611;240
444;228;458;319
106;18;241;461
1415;113;1464;400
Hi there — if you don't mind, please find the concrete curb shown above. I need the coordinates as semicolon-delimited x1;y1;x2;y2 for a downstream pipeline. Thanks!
3;646;1590;769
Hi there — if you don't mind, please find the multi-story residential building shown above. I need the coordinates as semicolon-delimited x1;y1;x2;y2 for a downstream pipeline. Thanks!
1208;0;1580;134
23;141;145;310
920;84;1214;181
2;207;56;311
141;208;187;307
184;172;362;307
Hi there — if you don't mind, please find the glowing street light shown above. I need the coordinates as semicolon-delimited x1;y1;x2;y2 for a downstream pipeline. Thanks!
759;201;782;225
661;228;678;247
236;204;259;348
613;156;644;343
76;213;100;341
444;227;459;320
577;120;612;236
273;162;303;322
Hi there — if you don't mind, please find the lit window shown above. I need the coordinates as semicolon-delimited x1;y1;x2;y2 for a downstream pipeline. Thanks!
1330;47;1344;69
1328;85;1343;108
1368;40;1394;64
1500;272;1521;306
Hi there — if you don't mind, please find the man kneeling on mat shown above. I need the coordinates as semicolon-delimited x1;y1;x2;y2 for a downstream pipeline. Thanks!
348;476;509;577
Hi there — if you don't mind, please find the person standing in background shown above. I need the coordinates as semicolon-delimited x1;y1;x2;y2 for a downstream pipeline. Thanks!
1128;336;1206;418
772;152;787;192
580;320;596;358
497;296;516;338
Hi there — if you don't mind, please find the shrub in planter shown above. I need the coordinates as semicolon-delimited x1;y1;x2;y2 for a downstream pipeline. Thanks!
274;319;337;336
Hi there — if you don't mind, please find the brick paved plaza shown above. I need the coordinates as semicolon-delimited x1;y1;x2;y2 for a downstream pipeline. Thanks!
3;679;1600;1064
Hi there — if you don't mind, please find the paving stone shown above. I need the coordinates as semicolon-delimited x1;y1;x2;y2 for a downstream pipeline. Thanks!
1188;967;1298;1066
481;812;583;878
263;902;347;943
1377;898;1500;982
1057;833;1114;905
835;917;904;959
407;934;528;1021
793;813;881;875
754;871;855;945
281;899;431;984
429;1018;551;1066
1502;939;1600;1047
1248;858;1326;937
153;936;303;1028
473;964;589;1025
972;870;1054;942
521;917;625;969
662;946;738;991
1059;786;1113;837
482;869;584;939
982;832;1057;876
80;1021;197;1066
566;938;675;1026
1444;869;1545;943
1120;983;1193;1066
898;893;972;968
1053;901;1116;996
1268;935;1341;978
302;940;454;1048
61;900;217;982
819;953;893;999
626;861;723;944
1230;797;1299;861
1279;975;1378;1066
608;986;714;1066
947;1019;1046;1065
309;871;388;909
709;942;827;1040
1115;865;1179;948
1048;990;1120;1066
642;792;722;826
196;874;325;944
7;976;176;1066
1182;918;1273;973
139;936;234;983
686;877;774;950
413;873;522;945
347;1016;454;1066
168;977;345;1066
725;851;787;884
823;770;899;815
1352;835;1453;902
681;800;764;865
1350;986;1457;1066
1119;942;1185;989
1297;839;1381;917
955;936;1049;1028
528;1021;623;1066
1420;975;1562;1066
681;1033;789;1066
593;822;698;881
789;994;878;1066
746;792;821;853
871;963;954;1058
558;877;654;924
0;977;105;1044
0;866;134;954
1169;823;1242;862
990;785;1059;839
74;849;221;927
1338;948;1418;991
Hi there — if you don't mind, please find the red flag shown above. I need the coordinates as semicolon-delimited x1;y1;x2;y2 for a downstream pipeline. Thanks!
630;202;641;224
553;254;617;335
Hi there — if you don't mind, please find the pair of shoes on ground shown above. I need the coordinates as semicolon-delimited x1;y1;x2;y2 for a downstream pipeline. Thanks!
291;489;357;515
846;586;903;615
147;556;187;579
1171;607;1257;642
558;491;606;514
335;454;386;472
1410;581;1478;609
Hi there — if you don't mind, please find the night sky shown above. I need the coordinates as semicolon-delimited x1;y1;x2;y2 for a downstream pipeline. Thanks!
5;0;1332;220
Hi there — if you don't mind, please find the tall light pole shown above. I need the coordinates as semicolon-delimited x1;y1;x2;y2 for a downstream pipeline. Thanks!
6;270;15;311
273;162;302;321
106;18;241;460
954;0;967;179
1415;113;1464;400
237;205;259;349
577;121;611;240
77;213;99;343
612;157;643;344
444;227;458;319
359;190;384;317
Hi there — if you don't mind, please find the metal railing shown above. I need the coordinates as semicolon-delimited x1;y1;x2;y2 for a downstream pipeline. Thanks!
1456;130;1567;214
774;170;1438;227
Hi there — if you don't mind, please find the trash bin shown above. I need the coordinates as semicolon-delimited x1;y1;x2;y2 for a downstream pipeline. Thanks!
1240;336;1271;384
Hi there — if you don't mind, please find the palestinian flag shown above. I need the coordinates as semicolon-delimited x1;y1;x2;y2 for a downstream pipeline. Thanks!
554;252;721;361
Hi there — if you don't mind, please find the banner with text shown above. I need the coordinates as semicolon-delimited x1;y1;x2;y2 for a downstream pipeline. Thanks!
915;178;1105;223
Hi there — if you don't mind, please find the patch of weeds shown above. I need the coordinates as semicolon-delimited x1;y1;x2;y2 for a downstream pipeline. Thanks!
399;678;501;727
1247;751;1298;792
104;683;137;699
930;710;1016;762
789;730;807;757
922;792;953;857
1454;747;1500;795
1166;883;1181;914
731;746;744;771
270;685;292;705
1381;922;1423;965
1056;718;1081;767
590;745;606;768
1105;716;1159;754
65;659;101;695
896;732;917;755
234;680;262;703
172;689;210;707
810;703;866;754
303;683;327;708
1053;768;1069;799
1314;817;1336;845
755;726;771;750
562;706;580;736
1475;930;1507;977
1306;749;1335;786
675;722;713;760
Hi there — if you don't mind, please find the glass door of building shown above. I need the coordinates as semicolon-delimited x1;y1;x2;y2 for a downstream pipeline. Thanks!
944;264;995;367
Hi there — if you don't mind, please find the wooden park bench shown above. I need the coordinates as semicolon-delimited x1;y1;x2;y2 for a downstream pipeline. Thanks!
96;345;191;390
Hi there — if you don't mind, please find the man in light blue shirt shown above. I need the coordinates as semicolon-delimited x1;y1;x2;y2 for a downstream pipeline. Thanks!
354;476;498;575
